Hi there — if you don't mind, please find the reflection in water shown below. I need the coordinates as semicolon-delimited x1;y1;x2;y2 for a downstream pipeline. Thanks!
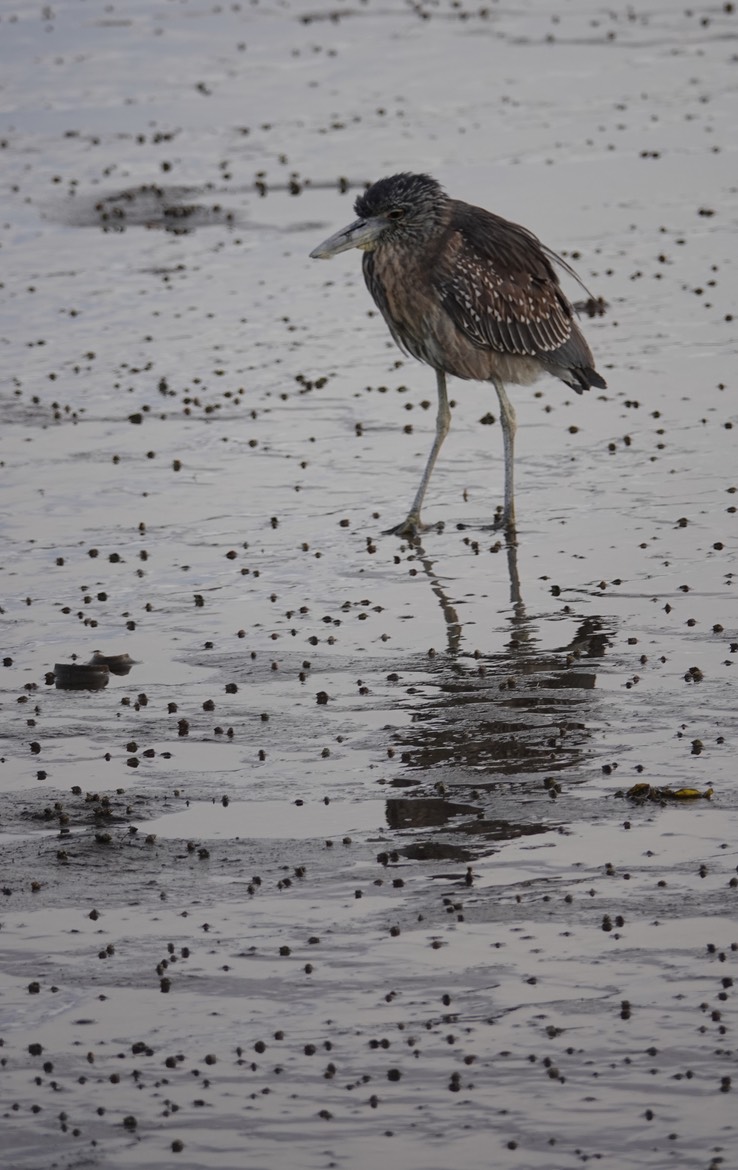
384;793;548;865
386;537;615;863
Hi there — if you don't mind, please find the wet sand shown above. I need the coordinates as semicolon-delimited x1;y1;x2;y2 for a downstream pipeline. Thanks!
1;1;736;1167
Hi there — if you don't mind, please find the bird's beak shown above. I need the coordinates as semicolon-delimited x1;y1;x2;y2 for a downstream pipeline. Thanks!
310;216;384;259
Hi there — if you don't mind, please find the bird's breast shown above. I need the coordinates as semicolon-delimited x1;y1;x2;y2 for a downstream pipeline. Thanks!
364;247;446;367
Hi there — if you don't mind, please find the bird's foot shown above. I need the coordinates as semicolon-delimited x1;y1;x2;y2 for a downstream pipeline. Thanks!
482;507;517;540
383;515;423;538
383;513;441;539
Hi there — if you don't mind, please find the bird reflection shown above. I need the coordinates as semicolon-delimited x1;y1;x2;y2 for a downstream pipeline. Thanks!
384;536;615;863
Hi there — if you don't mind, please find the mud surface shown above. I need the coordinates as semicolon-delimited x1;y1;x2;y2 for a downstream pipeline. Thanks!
1;1;737;1168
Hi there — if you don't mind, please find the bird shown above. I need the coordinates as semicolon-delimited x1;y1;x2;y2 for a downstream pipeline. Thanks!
310;172;606;536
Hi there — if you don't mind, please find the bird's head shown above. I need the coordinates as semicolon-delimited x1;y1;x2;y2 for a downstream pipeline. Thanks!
310;173;447;259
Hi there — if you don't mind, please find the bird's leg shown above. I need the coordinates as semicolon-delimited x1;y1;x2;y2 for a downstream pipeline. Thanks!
493;378;517;533
385;369;451;537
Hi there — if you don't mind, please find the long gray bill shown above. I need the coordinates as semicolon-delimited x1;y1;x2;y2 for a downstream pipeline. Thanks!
310;217;384;259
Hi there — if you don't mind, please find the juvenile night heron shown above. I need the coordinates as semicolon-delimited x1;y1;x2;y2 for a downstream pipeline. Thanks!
310;172;606;536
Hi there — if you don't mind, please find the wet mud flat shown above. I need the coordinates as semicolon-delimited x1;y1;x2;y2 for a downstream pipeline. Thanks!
1;0;737;1167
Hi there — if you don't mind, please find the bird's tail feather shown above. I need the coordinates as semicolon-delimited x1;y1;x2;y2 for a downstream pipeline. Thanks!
563;366;607;394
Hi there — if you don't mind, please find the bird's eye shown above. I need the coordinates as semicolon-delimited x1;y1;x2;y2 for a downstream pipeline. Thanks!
386;208;405;221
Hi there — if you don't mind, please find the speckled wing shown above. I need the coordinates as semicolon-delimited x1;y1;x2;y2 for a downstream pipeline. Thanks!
437;203;574;358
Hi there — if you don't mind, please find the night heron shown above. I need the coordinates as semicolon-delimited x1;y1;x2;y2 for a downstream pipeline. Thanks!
310;172;606;536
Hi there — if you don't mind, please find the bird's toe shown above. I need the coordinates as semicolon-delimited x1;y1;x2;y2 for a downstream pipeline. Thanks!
383;514;425;539
481;507;517;536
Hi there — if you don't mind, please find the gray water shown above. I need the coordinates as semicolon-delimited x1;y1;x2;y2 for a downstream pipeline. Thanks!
1;1;736;1167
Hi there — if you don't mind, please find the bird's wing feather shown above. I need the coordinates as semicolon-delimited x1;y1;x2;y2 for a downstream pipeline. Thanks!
436;204;574;357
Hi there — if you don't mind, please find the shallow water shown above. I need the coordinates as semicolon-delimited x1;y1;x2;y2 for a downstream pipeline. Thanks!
1;1;737;1167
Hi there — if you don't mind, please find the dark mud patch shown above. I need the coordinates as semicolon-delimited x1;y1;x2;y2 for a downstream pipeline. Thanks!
43;177;372;235
45;184;244;234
